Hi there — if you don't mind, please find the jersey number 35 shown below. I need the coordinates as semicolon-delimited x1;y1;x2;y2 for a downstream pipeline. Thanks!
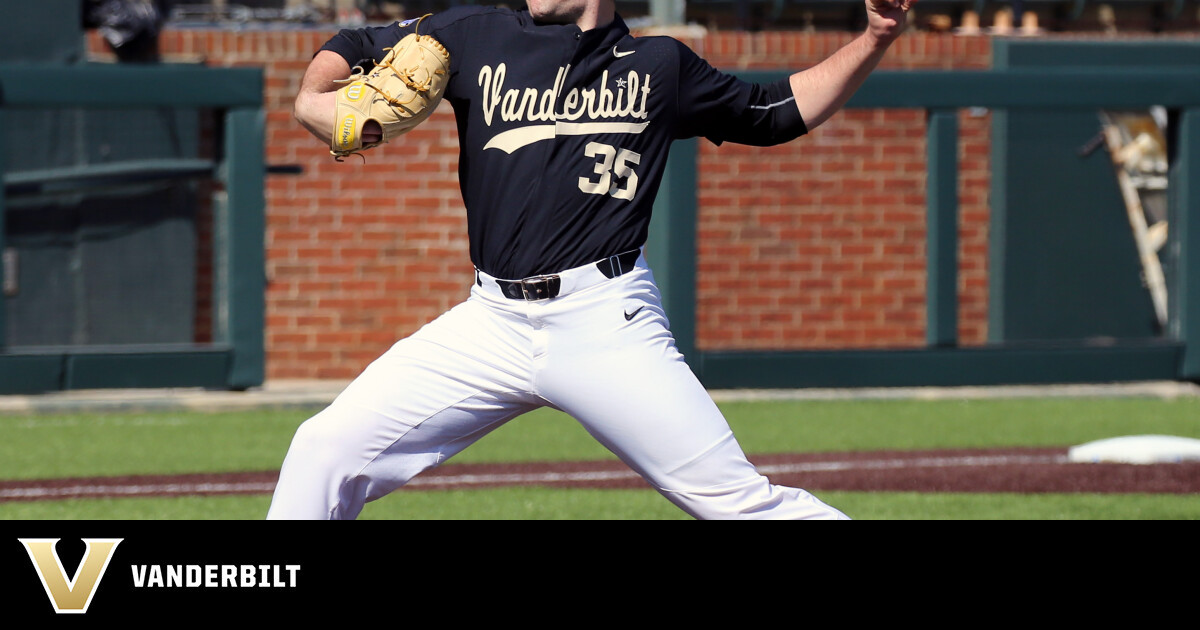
578;142;641;201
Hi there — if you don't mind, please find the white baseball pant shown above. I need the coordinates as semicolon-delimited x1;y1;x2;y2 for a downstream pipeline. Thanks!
266;251;848;520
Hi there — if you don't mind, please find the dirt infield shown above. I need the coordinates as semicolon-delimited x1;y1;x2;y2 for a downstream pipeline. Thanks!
4;446;1200;502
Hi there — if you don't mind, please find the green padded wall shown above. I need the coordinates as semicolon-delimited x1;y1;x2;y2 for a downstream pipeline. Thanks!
990;40;1200;343
0;0;86;64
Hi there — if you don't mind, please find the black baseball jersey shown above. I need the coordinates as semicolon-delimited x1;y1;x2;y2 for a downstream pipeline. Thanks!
321;7;807;279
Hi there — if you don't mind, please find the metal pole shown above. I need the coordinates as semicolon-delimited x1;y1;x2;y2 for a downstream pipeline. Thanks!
926;109;960;347
650;0;685;26
1170;108;1200;380
0;107;6;351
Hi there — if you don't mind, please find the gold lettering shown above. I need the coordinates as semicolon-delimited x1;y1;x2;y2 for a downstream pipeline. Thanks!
637;75;651;119
597;71;615;116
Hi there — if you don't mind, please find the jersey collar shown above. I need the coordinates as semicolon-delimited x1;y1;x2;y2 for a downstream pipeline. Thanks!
521;9;631;43
580;13;631;47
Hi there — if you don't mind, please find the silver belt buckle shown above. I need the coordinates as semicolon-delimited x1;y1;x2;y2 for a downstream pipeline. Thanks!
520;275;559;301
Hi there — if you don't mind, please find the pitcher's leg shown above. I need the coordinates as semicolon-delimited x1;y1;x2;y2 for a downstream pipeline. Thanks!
267;390;534;520
550;355;846;519
267;298;537;520
538;273;848;520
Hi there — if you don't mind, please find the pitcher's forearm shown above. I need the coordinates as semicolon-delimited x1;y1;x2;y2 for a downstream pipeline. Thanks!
788;32;891;131
295;90;341;144
294;50;355;144
788;0;912;131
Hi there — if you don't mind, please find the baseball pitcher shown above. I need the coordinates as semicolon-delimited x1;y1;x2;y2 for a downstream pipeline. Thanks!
269;0;914;519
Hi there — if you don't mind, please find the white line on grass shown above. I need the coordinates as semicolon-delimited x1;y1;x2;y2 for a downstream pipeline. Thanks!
0;453;1071;500
4;416;191;429
0;481;279;500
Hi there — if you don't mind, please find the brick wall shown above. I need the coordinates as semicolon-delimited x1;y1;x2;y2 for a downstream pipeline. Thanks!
674;30;993;350
81;25;1115;379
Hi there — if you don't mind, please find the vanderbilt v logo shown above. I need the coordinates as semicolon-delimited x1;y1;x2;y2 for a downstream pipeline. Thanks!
19;538;123;614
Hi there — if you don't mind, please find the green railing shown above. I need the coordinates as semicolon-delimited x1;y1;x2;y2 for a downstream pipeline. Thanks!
5;62;1197;392
648;67;1200;388
0;63;265;393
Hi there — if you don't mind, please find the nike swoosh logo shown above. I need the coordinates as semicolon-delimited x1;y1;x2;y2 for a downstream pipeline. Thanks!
624;306;644;321
613;46;635;58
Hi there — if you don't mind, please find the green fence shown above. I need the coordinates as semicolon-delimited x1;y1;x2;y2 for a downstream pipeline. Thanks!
0;63;266;394
4;54;1198;393
648;65;1200;388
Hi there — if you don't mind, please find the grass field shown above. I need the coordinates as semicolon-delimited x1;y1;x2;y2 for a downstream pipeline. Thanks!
2;394;1199;520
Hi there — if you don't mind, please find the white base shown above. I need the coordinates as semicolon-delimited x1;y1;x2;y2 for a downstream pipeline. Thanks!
1067;435;1200;464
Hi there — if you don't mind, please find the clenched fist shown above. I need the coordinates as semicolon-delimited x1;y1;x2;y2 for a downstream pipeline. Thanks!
866;0;915;44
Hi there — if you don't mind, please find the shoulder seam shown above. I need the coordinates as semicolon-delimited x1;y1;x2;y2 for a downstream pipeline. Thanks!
428;6;520;35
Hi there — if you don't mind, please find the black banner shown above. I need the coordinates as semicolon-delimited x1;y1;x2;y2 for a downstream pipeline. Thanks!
0;520;582;620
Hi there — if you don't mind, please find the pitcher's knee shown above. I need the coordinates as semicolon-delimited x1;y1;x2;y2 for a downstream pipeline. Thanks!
287;414;352;472
271;411;375;519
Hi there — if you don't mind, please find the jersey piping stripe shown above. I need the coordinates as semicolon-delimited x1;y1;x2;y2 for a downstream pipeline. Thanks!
748;96;797;111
